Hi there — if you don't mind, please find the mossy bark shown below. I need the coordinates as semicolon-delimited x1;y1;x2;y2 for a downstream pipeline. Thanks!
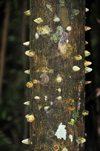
30;0;85;150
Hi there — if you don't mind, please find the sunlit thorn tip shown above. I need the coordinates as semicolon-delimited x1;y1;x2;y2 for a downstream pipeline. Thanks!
74;55;82;61
55;74;63;83
84;61;92;67
24;69;30;74
85;8;89;12
85;81;92;85
85;67;92;74
34;17;43;24
56;88;61;93
56;96;62;100
25;114;29;118
23;41;30;46
72;66;80;72
85;41;88;45
85;50;91;57
26;81;33;88
24;10;31;16
85;26;91;31
34;96;40;100
25;50;35;57
21;138;30;145
24;101;30;105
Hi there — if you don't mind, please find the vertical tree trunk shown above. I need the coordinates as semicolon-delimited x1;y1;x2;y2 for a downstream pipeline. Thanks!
29;0;86;150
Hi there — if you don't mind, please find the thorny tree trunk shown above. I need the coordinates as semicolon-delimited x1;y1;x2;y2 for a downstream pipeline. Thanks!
29;0;86;150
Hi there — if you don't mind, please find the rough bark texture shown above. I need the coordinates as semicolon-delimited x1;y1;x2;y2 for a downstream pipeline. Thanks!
29;0;85;150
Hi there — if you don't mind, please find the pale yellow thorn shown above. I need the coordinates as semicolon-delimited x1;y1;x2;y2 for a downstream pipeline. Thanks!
23;41;30;46
85;8;89;12
72;66;80;72
79;137;86;144
84;61;92;66
25;50;35;57
85;41;88;45
24;69;30;74
85;67;92;73
56;74;63;83
22;138;30;145
74;55;82;61
34;96;40;100
85;50;91;57
56;96;62;100
85;81;92;85
85;26;91;31
56;88;61;93
24;10;31;16
26;81;33;88
34;17;43;24
24;101;30;105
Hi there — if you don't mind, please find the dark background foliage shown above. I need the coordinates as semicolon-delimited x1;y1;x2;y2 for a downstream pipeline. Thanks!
0;0;100;150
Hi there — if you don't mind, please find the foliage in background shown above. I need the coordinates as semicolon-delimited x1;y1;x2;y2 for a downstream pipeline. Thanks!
0;0;29;151
85;0;100;151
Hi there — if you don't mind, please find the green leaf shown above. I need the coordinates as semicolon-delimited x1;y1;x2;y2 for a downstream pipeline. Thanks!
72;110;79;120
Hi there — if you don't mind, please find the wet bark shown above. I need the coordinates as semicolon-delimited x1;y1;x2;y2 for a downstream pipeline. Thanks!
29;0;85;150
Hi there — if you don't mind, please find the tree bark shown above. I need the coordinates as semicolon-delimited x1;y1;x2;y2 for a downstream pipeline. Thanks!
29;0;85;150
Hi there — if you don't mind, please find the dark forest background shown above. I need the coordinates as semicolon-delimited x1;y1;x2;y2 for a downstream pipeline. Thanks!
0;0;100;150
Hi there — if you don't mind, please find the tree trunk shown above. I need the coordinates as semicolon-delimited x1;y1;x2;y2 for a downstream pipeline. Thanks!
29;0;86;150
